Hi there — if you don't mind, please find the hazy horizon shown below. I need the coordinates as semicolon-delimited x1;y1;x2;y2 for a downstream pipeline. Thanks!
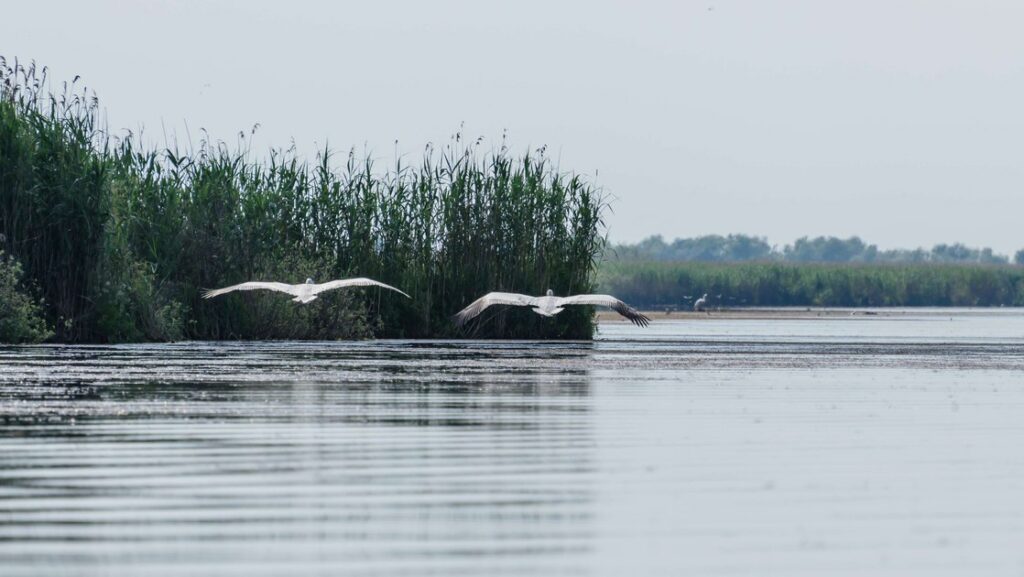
4;0;1022;254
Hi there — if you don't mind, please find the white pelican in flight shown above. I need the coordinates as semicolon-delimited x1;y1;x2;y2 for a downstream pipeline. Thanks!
202;277;409;304
453;289;650;327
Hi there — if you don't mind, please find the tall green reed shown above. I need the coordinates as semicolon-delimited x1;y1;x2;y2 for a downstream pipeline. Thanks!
0;59;607;342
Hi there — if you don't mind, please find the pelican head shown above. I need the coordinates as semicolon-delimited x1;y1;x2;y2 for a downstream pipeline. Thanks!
305;278;315;284
546;289;554;297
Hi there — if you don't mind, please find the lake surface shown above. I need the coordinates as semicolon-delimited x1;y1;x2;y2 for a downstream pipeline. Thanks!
2;310;1023;576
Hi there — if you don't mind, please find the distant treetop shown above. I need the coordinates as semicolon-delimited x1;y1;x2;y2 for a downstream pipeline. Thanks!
608;234;1017;265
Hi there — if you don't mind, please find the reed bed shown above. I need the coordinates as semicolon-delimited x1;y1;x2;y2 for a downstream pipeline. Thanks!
599;261;1024;308
0;59;606;342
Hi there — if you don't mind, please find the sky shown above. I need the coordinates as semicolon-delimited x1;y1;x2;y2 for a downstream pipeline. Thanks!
4;0;1023;254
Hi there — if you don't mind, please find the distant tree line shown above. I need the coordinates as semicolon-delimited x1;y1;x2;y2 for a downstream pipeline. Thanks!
599;261;1024;309
610;234;1022;265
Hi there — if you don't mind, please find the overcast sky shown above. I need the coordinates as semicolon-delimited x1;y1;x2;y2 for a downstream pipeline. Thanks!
5;0;1023;253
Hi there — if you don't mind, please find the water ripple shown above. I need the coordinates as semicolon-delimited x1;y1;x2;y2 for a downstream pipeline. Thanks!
2;315;1024;576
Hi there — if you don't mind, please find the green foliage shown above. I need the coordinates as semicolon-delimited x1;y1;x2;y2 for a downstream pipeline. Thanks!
0;250;53;343
0;60;108;340
599;261;1024;308
784;236;874;263
610;234;773;262
0;59;606;341
609;235;1012;265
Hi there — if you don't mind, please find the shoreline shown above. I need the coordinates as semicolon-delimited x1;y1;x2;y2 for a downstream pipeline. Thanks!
597;306;1024;322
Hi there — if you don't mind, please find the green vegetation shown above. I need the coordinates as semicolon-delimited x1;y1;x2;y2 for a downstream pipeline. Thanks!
612;234;1017;265
0;251;53;343
599;261;1024;308
611;234;774;262
0;59;606;342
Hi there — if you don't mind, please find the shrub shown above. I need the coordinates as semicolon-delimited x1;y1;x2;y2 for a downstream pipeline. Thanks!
0;251;53;343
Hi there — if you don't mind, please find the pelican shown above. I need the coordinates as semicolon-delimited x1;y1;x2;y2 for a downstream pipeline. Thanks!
202;277;409;304
693;293;708;311
453;289;650;327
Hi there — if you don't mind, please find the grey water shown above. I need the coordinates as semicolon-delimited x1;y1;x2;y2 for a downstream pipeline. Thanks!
2;310;1024;576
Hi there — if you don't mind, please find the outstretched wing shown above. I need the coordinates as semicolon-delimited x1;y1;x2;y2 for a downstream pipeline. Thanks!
202;281;297;299
558;294;651;327
312;278;411;298
452;292;537;327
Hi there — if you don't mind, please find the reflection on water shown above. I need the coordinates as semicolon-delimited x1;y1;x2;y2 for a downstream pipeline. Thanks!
2;342;596;576
2;311;1024;576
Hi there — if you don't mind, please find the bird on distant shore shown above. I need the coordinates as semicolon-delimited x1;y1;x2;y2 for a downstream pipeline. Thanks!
453;289;650;327
693;293;708;312
202;277;409;304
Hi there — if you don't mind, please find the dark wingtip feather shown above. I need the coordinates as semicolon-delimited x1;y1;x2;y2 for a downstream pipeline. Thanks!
628;310;650;327
614;301;650;327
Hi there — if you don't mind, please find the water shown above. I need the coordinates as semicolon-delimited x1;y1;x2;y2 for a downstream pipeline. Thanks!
2;310;1023;576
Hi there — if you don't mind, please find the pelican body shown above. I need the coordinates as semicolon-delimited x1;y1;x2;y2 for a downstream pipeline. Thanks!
453;289;650;327
202;277;409;304
530;290;566;317
289;278;323;304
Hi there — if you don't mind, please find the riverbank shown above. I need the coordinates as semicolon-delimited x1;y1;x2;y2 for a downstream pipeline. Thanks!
596;306;1024;322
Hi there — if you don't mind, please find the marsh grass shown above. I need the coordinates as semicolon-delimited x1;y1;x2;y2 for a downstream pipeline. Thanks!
0;59;606;341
